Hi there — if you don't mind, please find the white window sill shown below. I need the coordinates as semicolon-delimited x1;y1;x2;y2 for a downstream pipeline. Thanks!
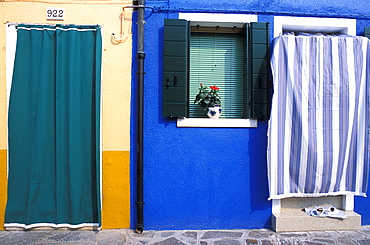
176;118;258;128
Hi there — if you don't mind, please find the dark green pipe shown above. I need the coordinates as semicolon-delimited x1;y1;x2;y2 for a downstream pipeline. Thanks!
135;0;145;234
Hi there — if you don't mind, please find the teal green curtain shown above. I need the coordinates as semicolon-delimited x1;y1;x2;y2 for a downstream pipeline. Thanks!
6;24;102;228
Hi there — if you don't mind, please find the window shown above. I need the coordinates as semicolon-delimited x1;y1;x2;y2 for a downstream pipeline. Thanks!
189;31;244;118
162;18;270;121
365;27;370;38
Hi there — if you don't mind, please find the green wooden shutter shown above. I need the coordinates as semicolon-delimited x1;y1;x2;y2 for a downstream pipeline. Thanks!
243;22;270;119
365;27;370;39
162;19;189;118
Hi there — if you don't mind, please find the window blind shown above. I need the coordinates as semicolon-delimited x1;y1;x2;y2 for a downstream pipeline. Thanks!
189;33;244;118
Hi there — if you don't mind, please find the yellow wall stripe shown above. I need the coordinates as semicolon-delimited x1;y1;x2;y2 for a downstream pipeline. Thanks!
0;150;7;230
0;150;130;230
102;150;130;229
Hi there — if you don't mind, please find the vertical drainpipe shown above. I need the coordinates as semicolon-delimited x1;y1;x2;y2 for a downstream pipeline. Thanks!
135;0;145;234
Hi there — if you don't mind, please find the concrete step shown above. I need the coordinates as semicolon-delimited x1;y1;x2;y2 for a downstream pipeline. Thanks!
272;209;361;232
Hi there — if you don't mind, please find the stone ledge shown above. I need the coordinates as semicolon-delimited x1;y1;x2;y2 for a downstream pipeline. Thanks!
272;210;361;232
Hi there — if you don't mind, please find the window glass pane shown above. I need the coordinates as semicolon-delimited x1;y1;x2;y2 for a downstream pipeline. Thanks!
189;33;244;118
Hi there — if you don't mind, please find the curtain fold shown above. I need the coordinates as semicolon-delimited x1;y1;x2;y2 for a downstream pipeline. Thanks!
267;33;370;200
6;24;102;228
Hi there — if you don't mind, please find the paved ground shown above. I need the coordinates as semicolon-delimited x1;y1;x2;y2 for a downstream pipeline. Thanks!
1;226;370;244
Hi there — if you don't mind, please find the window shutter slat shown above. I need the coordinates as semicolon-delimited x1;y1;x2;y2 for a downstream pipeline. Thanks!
243;22;270;120
243;23;250;118
162;19;189;118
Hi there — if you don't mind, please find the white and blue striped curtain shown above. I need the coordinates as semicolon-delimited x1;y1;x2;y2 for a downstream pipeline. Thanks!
267;33;370;200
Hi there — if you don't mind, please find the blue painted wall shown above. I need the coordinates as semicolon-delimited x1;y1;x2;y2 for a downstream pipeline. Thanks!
131;0;370;230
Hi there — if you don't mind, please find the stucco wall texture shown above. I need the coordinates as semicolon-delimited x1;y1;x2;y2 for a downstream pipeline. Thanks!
132;0;370;230
0;1;132;229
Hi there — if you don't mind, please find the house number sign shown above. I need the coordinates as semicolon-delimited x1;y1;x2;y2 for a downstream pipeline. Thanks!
46;7;65;21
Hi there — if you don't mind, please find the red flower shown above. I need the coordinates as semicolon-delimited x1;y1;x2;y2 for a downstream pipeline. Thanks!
210;85;219;91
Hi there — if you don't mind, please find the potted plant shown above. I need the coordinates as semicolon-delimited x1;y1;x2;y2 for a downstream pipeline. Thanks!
194;83;222;119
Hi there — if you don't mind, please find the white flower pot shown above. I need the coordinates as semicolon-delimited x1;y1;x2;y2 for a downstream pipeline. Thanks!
206;105;222;119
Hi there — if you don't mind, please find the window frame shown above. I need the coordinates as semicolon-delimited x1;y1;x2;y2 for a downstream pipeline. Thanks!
182;14;259;128
188;28;245;119
163;14;270;128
